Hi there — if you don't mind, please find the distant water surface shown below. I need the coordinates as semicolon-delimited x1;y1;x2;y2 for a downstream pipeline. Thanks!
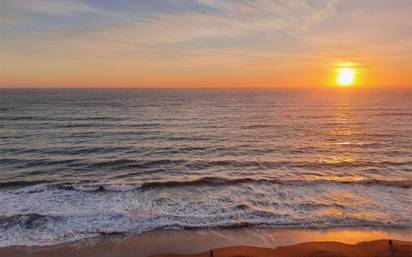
0;88;411;246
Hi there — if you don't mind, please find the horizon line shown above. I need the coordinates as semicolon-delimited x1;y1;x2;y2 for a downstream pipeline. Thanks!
1;85;411;90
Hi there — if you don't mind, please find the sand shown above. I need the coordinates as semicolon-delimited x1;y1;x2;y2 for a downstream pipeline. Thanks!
1;228;412;257
153;240;412;257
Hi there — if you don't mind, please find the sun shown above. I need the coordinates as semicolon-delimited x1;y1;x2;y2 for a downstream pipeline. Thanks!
337;68;355;86
336;68;356;86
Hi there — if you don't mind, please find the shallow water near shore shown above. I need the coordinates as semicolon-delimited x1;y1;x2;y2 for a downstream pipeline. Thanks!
1;88;411;246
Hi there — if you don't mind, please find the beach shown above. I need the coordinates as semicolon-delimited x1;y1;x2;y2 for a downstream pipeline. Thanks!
2;227;412;257
153;240;412;257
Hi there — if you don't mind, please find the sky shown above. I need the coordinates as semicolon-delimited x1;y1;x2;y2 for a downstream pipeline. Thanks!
0;0;411;88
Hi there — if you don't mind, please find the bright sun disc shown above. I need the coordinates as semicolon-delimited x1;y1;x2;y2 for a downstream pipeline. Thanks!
336;68;355;86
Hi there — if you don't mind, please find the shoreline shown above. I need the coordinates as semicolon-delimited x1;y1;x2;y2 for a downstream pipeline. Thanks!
1;227;412;257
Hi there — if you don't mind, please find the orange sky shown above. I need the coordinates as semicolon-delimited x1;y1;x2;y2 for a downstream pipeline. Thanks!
1;0;411;88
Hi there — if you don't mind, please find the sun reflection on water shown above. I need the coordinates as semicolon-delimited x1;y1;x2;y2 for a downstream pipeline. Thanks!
318;156;357;165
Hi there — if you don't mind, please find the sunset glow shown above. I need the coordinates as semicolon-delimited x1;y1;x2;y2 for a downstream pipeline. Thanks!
0;1;411;88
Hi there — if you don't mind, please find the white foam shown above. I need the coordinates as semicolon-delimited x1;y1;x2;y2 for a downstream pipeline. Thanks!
0;182;411;247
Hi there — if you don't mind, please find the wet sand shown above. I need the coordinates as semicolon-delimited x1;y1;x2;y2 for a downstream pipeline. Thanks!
1;227;412;257
153;240;412;257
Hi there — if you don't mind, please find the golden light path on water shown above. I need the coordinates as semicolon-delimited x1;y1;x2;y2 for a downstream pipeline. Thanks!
311;97;383;221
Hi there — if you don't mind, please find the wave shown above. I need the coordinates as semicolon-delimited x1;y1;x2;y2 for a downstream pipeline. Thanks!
1;116;124;122
2;155;412;175
140;176;412;189
0;213;59;230
0;180;53;189
0;212;399;231
186;159;412;170
1;116;37;121
0;158;187;170
373;112;412;117
1;210;411;247
86;159;186;169
2;176;411;192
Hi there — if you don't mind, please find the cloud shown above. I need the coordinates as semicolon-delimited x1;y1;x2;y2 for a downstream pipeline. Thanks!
1;0;411;87
0;1;335;87
1;0;340;57
1;0;101;17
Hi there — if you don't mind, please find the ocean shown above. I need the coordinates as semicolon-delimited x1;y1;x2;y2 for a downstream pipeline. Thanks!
0;88;411;247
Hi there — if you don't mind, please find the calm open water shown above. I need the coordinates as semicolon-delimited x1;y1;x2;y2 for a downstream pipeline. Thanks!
0;88;411;246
